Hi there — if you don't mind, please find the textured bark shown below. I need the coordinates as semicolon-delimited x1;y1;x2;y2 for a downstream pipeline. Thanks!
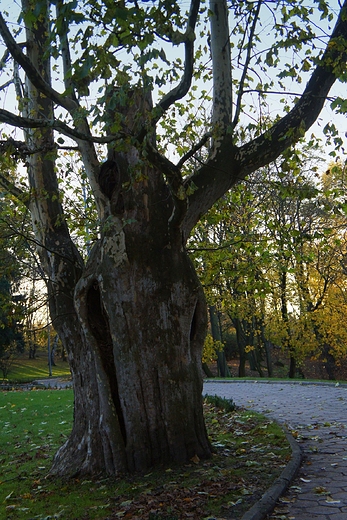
209;0;232;128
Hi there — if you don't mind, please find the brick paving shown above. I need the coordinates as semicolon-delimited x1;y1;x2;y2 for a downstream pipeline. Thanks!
203;380;347;520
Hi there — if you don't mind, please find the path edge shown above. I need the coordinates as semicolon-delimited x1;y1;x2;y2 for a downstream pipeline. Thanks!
241;431;302;520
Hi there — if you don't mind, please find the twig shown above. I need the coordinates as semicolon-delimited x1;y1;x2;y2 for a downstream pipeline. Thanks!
177;132;211;169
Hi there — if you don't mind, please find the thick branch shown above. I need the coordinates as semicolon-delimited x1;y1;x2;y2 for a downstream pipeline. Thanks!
13;60;23;99
0;137;77;156
0;6;107;219
52;1;107;218
0;137;33;157
209;0;232;128
153;0;200;119
147;143;187;229
0;108;125;144
0;47;9;70
182;0;347;240
0;11;76;113
235;6;347;177
55;0;78;101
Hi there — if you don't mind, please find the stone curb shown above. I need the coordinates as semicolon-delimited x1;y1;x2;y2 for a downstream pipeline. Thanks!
33;378;72;389
0;379;73;391
240;430;302;520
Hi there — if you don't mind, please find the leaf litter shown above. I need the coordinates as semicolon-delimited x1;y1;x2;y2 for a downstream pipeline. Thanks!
102;398;291;520
0;392;291;519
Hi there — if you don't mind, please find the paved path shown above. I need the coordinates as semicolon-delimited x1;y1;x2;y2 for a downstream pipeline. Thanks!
203;381;347;520
34;378;72;389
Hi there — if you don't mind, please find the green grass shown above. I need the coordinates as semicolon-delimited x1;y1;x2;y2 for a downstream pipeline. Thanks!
2;353;71;383
0;389;291;520
0;389;74;519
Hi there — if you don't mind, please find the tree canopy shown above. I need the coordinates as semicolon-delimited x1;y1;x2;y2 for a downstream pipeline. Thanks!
1;0;347;226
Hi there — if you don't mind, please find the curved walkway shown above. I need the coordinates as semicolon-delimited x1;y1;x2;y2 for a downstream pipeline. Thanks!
204;380;347;520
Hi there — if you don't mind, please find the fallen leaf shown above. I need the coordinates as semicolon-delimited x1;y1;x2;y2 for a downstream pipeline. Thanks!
190;454;200;464
279;497;292;503
228;498;242;506
289;486;302;492
326;497;341;504
314;486;329;495
120;500;132;507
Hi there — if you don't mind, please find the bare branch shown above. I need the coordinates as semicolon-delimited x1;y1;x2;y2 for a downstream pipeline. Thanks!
153;0;200;119
232;0;262;130
0;79;12;91
0;108;126;144
1;214;82;265
176;132;211;169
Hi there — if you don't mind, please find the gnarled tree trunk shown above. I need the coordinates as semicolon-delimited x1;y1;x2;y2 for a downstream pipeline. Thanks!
51;250;211;476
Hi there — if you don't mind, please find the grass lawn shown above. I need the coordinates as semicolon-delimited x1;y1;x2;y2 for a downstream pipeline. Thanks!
0;389;291;520
2;353;71;384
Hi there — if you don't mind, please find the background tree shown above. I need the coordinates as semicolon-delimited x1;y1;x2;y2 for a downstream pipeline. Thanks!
0;154;52;366
0;0;347;477
191;143;347;379
0;201;25;378
190;183;271;377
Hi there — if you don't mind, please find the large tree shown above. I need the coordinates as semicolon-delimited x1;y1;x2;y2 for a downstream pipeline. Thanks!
0;0;347;477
